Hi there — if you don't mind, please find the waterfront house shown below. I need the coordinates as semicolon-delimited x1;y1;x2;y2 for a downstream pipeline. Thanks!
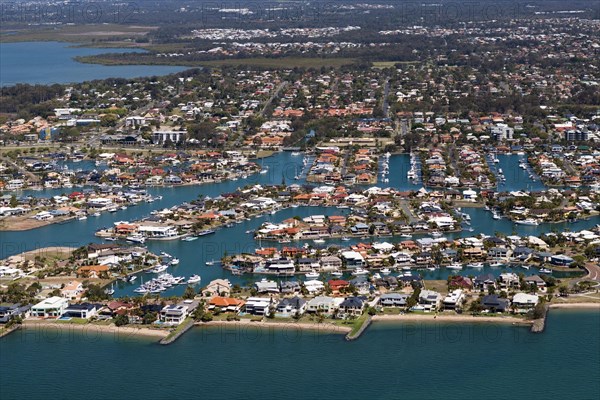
550;254;574;266
379;293;409;307
328;279;350;295
265;259;295;274
341;251;365;268
481;295;510;313
159;302;192;325
512;293;539;312
488;247;509;259
275;297;307;317
338;296;366;318
254;279;279;293
443;290;465;310
320;256;342;271
0;303;31;323
202;279;232;297
418;290;442;312
499;273;520;289
30;296;69;318
306;296;342;316
524;275;547;291
208;296;245;312
244;297;272;316
297;257;321;272
62;303;99;319
449;276;473;289
474;274;497;291
304;280;325;295
280;281;301;294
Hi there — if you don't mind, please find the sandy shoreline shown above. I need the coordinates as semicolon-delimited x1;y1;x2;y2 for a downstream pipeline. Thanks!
372;313;532;325
548;303;600;309
197;320;352;334
22;320;169;339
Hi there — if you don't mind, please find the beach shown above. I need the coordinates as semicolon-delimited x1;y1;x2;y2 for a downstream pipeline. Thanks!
197;319;352;334
549;302;600;309
22;320;169;339
372;313;532;325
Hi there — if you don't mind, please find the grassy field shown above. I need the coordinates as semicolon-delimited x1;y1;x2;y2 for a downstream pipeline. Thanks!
0;24;156;44
372;61;419;69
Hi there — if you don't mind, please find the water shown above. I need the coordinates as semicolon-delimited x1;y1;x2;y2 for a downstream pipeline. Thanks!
1;309;598;400
0;41;189;86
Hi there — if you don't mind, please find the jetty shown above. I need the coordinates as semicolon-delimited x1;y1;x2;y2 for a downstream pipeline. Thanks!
530;304;549;333
159;317;195;345
345;314;373;341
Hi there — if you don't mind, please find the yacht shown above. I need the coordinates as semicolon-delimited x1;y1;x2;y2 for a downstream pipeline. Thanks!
305;271;320;279
466;262;484;268
313;239;326;244
430;231;443;238
169;258;180;266
489;261;504;267
128;275;137;283
539;268;552;274
331;271;343;277
380;268;391;275
341;236;351;241
205;259;220;266
126;234;146;244
197;229;216;236
446;263;463;270
515;218;539;226
351;268;369;276
104;284;115;295
521;264;530;270
187;275;201;284
400;233;412;238
77;215;87;220
492;212;502;220
151;264;169;273
278;238;291;244
182;236;198;242
92;212;101;217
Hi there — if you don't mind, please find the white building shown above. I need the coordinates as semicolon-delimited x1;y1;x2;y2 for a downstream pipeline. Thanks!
31;296;69;318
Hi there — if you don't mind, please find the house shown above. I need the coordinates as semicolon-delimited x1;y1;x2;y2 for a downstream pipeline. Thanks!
280;281;301;294
30;296;69;318
328;279;350;294
512;293;539;311
306;296;342;316
488;247;509;259
418;290;442;312
0;303;31;323
341;251;365;268
244;297;272;316
474;274;497;290
443;289;465;310
337;296;366;318
202;279;232;297
481;295;510;313
254;279;279;293
275;297;307;317
61;280;84;300
320;256;342;270
499;273;520;289
449;276;473;289
550;254;574;266
76;265;109;279
524;275;547;290
159;303;191;325
379;293;409;307
62;303;98;319
208;296;245;312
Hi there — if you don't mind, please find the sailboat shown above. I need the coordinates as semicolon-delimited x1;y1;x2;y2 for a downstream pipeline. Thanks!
105;283;115;296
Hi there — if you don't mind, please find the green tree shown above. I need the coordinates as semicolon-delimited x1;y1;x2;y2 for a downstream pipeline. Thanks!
114;314;129;327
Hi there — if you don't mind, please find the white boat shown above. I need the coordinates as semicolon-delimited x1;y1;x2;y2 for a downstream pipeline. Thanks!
430;231;443;238
466;262;484;268
77;215;87;220
92;212;101;217
260;169;268;174
521;265;530;270
492;213;501;220
400;233;412;238
278;238;291;243
104;283;115;295
341;236;351;241
381;268;391;275
331;271;343;277
305;271;320;279
126;234;146;244
493;158;500;163
205;259;219;266
151;265;169;273
187;275;201;284
105;237;118;242
121;206;128;210
134;287;148;294
170;258;180;265
351;268;369;276
128;275;137;283
446;263;463;270
313;239;326;244
515;218;539;226
489;261;504;267
182;236;198;242
539;268;552;274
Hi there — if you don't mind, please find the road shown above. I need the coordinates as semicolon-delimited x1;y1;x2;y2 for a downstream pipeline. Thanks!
569;262;600;288
259;81;288;117
0;156;40;183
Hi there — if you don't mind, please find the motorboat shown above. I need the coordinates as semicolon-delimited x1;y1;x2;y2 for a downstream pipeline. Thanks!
169;258;180;266
151;264;169;273
126;234;146;244
331;271;343;277
466;262;484;268
182;236;198;242
313;239;325;244
187;275;201;284
197;229;216;236
446;263;463;270
341;236;351;241
489;261;504;267
351;268;369;276
539;268;552;274
305;271;320;279
430;231;443;238
128;275;137;283
515;218;539;226
380;268;391;275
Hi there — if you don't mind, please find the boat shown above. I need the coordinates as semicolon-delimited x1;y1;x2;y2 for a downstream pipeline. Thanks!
182;236;198;242
305;271;320;279
120;206;128;210
126;234;146;244
521;264;530;270
187;275;201;284
466;262;484;268
492;212;501;220
151;265;169;273
105;237;118;242
92;212;101;217
331;271;343;277
128;275;137;283
400;233;412;238
446;263;463;270
515;218;539;226
313;239;326;244
430;231;443;238
489;261;504;267
205;259;220;266
351;268;369;276
539;268;552;274
169;258;180;266
426;266;436;271
77;215;87;220
104;283;115;295
381;268;391;275
197;229;216;236
341;236;351;241
134;287;148;294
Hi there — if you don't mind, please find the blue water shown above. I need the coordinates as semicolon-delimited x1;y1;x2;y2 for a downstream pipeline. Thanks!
0;41;189;86
1;309;598;400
